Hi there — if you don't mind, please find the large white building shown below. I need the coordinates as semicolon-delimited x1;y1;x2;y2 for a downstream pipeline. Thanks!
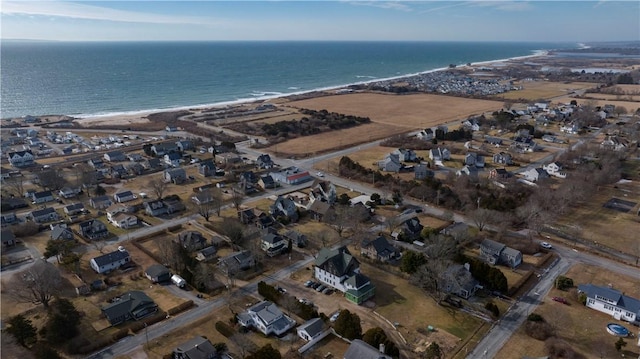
578;284;640;323
314;246;375;305
237;301;296;336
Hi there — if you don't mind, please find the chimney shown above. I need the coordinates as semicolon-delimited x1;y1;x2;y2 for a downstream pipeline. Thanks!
464;262;470;271
379;343;385;354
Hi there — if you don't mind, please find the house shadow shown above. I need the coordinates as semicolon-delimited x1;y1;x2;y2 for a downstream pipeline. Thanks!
371;278;405;307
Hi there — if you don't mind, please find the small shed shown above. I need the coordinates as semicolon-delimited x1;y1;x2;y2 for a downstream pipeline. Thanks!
145;264;171;283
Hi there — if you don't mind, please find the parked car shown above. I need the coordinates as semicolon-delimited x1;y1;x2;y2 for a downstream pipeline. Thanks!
311;282;321;290
316;285;326;292
276;286;287;294
330;311;340;322
540;242;553;249
552;296;568;304
304;280;315;287
323;288;333;295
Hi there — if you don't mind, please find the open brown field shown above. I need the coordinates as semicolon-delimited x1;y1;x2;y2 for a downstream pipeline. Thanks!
500;81;596;101
359;259;483;354
553;96;640;111
554;173;640;256
495;263;640;359
266;122;404;156
285;92;502;129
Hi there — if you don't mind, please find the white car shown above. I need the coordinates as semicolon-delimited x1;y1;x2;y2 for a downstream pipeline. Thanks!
330;311;341;322
540;242;552;249
316;172;324;177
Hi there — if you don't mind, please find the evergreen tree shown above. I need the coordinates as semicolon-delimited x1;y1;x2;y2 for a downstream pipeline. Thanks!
6;314;37;347
333;310;362;340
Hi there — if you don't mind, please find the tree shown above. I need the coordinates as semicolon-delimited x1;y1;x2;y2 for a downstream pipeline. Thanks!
194;189;223;221
33;344;63;359
400;250;427;274
424;342;442;359
6;314;37;347
37;170;66;191
42;298;81;343
337;193;351;205
221;217;244;250
333;310;362;340
613;106;628;117
230;188;244;210
43;239;75;264
468;207;497;231
94;184;106;196
148;176;168;200
362;327;400;358
246;344;281;359
614;337;627;352
410;259;451;304
4;175;25;197
8;260;62;308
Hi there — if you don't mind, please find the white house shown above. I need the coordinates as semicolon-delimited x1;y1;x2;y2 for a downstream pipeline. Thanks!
416;128;434;141
7;150;35;167
113;190;137;203
315;246;375;305
237;301;296;336
297;318;325;342
164;153;182;167
378;153;402;173
522;167;549;182
429;148;451;162
90;247;131;274
542;162;567;179
109;213;138;229
578;284;640;323
260;233;287;257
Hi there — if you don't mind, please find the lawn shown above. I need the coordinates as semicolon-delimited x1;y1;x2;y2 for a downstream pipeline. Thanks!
499;81;595;101
554;174;640;256
357;259;483;354
495;263;640;359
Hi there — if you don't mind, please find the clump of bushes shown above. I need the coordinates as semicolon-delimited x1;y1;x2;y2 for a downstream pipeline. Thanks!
485;302;500;318
555;276;574;291
525;313;555;340
215;321;235;338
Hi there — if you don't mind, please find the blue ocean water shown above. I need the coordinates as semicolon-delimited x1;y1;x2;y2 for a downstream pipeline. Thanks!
1;41;572;119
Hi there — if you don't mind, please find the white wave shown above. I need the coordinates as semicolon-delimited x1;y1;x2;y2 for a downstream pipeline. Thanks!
355;75;377;79
287;87;300;90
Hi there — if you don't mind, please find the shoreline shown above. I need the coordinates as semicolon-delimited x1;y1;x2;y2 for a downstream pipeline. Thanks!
6;49;550;125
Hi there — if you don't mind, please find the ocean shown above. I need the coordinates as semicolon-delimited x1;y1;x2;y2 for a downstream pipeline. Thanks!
0;41;573;119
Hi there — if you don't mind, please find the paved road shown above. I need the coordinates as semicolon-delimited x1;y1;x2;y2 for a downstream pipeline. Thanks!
90;253;315;358
465;244;640;359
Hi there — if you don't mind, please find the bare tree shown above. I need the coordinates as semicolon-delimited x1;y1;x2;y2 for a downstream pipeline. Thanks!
156;238;183;271
210;187;224;216
8;260;62;308
148;176;168;200
410;259;451;305
37;170;67;191
92;240;108;254
194;189;224;221
221;217;244;250
467;208;498;231
4;175;25;197
193;262;217;292
230;189;244;210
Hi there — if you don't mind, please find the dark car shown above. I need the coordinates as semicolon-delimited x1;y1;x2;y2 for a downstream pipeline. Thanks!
552;296;568;304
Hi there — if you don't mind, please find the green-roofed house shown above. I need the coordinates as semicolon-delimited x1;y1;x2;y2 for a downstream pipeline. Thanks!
314;246;375;305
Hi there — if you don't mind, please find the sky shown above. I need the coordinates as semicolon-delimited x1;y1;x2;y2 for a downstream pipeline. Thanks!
1;1;639;42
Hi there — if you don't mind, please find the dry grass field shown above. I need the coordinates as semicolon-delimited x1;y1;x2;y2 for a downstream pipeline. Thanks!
285;93;502;129
554;173;640;256
500;81;596;101
495;263;640;359
264;92;503;156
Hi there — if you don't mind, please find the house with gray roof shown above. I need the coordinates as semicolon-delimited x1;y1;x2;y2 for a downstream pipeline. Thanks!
145;264;171;283
1;229;16;247
31;190;54;204
442;264;480;299
79;219;109;240
218;250;255;275
196;246;217;262
269;195;298;222
173;336;220;359
101;290;158;325
578;284;640;323
164;167;187;184
90;247;131;274
31;207;59;223
361;236;398;262
237;300;296;336
297;317;325;342
50;224;74;241
315;246;375;304
493;152;513;165
378;153;401;172
344;339;392;359
480;238;522;268
90;195;113;209
177;231;208;251
260;233;287;257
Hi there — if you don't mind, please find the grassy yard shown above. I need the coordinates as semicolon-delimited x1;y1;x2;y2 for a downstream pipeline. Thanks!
357;259;483;354
495;263;640;359
499;81;595;101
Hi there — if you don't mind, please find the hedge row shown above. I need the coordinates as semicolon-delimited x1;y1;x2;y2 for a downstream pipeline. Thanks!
128;311;168;333
215;321;235;338
508;270;534;296
168;300;194;316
